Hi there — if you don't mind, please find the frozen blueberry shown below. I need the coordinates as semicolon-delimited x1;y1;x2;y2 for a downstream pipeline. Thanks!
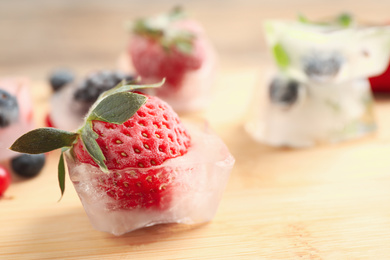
0;89;19;128
302;51;344;81
49;68;75;92
11;154;46;178
72;70;135;114
269;77;300;107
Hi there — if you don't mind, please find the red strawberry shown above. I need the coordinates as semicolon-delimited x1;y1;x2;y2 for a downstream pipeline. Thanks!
129;8;206;93
369;61;390;92
72;92;191;209
0;166;11;197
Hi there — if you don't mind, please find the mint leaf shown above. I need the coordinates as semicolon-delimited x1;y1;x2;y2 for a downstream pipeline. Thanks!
10;128;78;154
337;13;352;27
80;122;108;173
58;148;67;200
298;14;308;23
273;43;290;69
88;92;147;124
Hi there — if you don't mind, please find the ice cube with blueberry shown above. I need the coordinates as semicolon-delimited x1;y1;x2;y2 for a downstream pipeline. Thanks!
0;78;45;177
247;16;390;147
264;19;390;84
247;73;376;147
47;69;135;131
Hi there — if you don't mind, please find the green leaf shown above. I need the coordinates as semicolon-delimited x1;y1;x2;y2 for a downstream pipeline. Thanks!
337;13;352;27
58;148;67;201
174;33;194;54
102;79;165;98
10;128;78;154
168;6;185;21
273;43;290;69
80;122;108;173
298;14;308;23
88;92;147;124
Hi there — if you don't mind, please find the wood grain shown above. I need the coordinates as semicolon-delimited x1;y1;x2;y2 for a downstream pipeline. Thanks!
2;1;390;259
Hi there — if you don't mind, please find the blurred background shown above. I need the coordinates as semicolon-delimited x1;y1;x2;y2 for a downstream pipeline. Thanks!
1;0;390;80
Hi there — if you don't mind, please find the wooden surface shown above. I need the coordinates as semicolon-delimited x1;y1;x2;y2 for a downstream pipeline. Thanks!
2;1;390;259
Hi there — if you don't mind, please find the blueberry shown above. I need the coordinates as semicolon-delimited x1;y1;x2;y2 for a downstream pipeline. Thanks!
73;70;135;114
11;154;46;178
49;68;75;92
302;51;344;81
0;89;19;128
269;77;300;107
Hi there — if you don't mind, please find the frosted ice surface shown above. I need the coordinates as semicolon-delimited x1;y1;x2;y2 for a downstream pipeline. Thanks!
247;75;376;147
65;121;234;235
50;85;85;132
0;78;35;160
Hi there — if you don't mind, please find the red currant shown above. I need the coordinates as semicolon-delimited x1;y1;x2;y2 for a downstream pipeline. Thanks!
0;166;11;196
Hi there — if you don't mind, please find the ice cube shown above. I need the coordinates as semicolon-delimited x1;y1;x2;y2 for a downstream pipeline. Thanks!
0;78;35;160
141;41;217;113
49;84;86;132
246;74;376;147
264;20;390;83
65;121;234;235
122;17;217;113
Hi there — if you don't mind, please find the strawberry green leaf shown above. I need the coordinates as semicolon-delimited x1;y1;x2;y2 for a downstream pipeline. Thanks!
131;7;195;55
175;39;193;54
80;122;108;173
168;6;185;21
58;148;67;200
10;128;78;154
88;92;147;124
101;79;164;99
273;43;290;69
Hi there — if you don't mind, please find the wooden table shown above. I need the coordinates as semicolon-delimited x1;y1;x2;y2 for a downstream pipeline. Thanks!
2;1;390;259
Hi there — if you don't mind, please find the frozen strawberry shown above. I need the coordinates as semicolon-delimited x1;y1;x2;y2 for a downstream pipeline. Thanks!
130;8;204;90
11;80;234;235
73;93;190;169
126;7;216;112
72;92;190;209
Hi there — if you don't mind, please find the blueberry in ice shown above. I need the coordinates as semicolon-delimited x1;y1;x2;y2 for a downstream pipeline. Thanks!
73;70;135;102
11;153;46;178
269;77;299;107
0;89;19;128
73;70;135;114
49;68;75;92
302;51;344;81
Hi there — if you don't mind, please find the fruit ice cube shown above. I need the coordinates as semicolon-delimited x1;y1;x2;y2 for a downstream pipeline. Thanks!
0;78;35;161
264;20;390;83
246;74;376;147
65;121;234;235
123;8;217;113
